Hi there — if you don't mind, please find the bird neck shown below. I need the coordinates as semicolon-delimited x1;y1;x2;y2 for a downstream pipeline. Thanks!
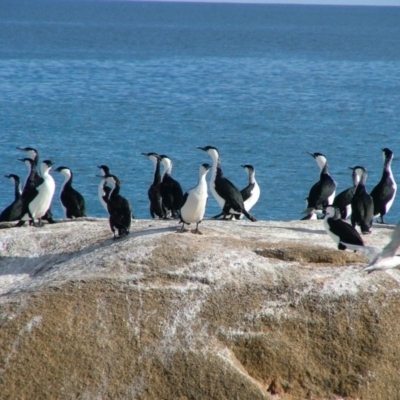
153;159;162;184
248;171;256;184
14;180;22;200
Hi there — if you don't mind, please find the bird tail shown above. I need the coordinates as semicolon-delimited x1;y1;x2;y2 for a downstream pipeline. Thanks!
242;209;257;222
341;243;380;262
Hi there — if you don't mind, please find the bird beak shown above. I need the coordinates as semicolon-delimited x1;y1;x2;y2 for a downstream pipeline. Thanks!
197;147;206;152
307;151;316;158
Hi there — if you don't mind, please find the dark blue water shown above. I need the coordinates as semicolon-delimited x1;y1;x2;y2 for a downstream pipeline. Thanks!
0;0;400;222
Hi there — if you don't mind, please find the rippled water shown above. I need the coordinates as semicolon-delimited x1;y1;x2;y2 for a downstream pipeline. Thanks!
0;1;399;222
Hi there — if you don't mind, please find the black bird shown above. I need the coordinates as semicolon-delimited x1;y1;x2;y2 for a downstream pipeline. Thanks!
323;206;365;250
0;174;24;222
141;152;165;219
370;148;397;224
159;154;183;219
303;152;336;217
17;146;55;223
103;174;132;239
197;146;256;221
55;166;86;218
332;167;360;219
350;166;374;234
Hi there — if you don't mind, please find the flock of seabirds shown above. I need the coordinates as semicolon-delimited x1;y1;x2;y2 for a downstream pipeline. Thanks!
0;145;399;273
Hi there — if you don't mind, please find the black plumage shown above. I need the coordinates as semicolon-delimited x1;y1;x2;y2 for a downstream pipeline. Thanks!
0;174;24;222
55;166;86;219
104;174;132;239
370;148;397;224
197;146;256;221
323;206;364;250
141;152;165;219
350;166;374;235
332;167;360;219
304;152;336;215
159;155;183;219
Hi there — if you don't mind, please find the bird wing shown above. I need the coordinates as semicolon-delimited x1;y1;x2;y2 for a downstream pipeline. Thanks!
307;175;336;209
215;177;244;211
240;183;254;202
329;218;364;246
108;196;132;229
180;192;189;209
379;221;400;259
341;243;381;262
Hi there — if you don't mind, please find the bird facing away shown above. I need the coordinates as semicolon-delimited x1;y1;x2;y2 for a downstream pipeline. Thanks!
323;206;364;251
303;152;336;216
0;174;24;222
55;166;86;219
179;163;211;234
97;165;111;213
350;166;374;235
370;148;397;224
19;160;56;227
197;146;257;222
141;152;165;219
332;167;361;220
103;174;132;239
344;221;400;273
159;154;183;219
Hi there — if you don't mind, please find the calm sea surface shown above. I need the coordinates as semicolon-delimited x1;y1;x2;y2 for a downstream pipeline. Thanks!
0;0;399;222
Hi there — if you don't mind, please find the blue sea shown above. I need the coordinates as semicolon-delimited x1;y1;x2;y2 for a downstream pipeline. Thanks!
0;0;399;222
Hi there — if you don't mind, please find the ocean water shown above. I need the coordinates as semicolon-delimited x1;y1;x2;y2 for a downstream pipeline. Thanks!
0;0;399;222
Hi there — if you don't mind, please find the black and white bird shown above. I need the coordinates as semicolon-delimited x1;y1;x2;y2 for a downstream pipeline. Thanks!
197;146;256;221
179;163;211;234
0;174;24;222
303;152;336;217
141;152;165;219
236;164;260;219
17;146;55;223
19;160;56;227
323;206;364;250
350;166;374;235
103;173;132;239
332;167;361;219
159;154;183;219
97;165;111;213
55;166;86;219
344;221;400;273
370;148;397;224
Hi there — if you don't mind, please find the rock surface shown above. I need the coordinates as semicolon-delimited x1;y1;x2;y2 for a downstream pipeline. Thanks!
0;217;400;399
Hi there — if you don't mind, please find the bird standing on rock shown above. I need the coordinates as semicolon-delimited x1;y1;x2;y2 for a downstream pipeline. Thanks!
0;174;23;222
142;152;165;219
102;173;132;239
350;166;374;235
303;152;336;218
19;160;56;227
179;163;211;234
159;154;183;219
55;166;86;219
370;148;397;224
198;146;257;221
17;146;55;223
